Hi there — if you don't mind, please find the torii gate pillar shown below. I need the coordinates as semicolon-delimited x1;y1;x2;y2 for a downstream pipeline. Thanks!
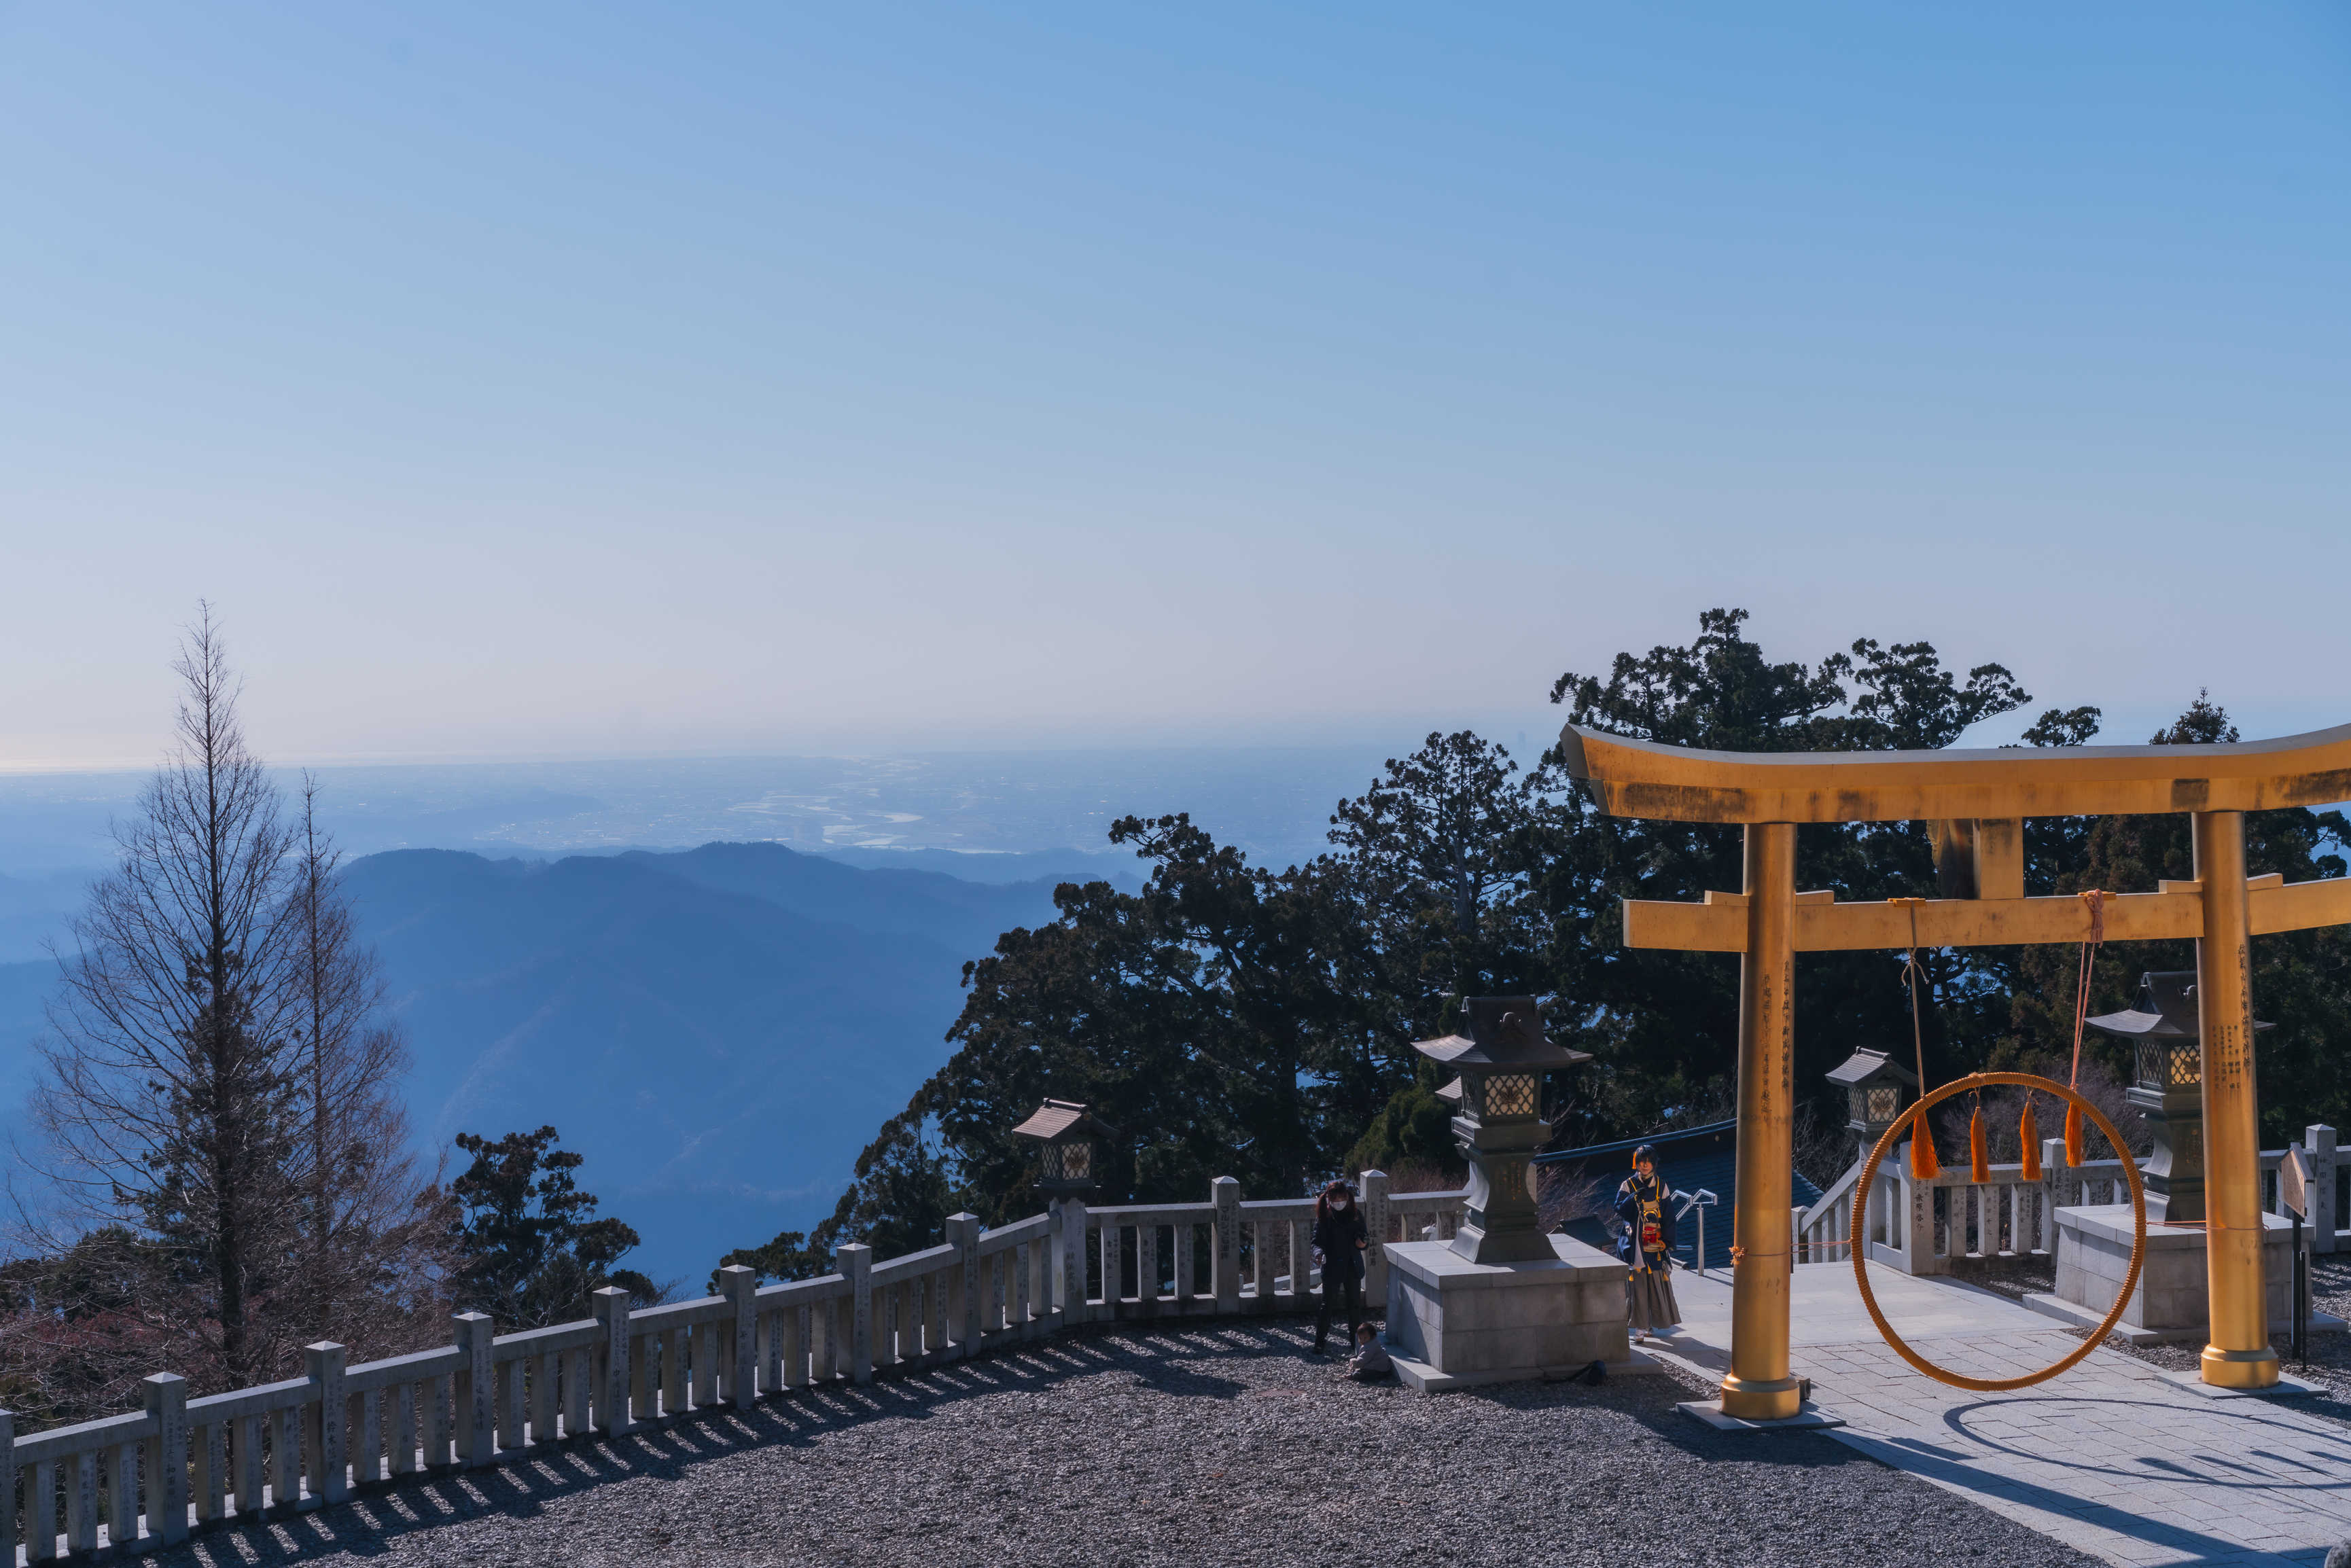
1722;823;1801;1419
2194;811;2277;1389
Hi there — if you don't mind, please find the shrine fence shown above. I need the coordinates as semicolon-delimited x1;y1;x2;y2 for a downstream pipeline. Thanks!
0;1172;1469;1562
1793;1124;2345;1272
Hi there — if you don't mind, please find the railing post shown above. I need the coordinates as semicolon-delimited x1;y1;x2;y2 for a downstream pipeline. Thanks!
1055;1198;1089;1325
453;1313;495;1466
2045;1135;2070;1260
1359;1169;1391;1305
590;1287;633;1431
1892;1142;1928;1275
837;1243;874;1385
718;1265;760;1408
1045;1200;1064;1327
1099;1215;1120;1314
2308;1125;2338;1254
948;1213;981;1353
1214;1177;1241;1315
302;1344;348;1503
139;1376;187;1543
0;1406;16;1554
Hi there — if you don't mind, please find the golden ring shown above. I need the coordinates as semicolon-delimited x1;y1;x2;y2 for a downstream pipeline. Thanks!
1849;1071;2146;1392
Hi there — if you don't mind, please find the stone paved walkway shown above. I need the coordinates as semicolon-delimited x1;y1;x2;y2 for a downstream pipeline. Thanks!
1652;1262;2351;1567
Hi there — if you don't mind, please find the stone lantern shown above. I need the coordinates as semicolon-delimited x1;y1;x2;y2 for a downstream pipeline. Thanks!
2088;972;2270;1225
1384;995;1624;1391
1010;1099;1118;1197
1414;996;1592;1265
1825;1048;1917;1163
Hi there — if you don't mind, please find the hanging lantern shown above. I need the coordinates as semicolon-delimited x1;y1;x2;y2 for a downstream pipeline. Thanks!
1010;1099;1120;1197
1826;1048;1918;1161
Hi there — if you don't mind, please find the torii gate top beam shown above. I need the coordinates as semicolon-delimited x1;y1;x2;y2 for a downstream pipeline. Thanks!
1559;720;2351;825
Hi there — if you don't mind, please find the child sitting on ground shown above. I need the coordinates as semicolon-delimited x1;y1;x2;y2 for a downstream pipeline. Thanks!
1341;1321;1392;1382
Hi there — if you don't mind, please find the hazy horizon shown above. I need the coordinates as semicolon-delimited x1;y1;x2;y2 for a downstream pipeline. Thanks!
4;681;2341;887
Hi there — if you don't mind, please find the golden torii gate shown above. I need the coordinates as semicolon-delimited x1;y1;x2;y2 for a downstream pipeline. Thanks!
1559;719;2351;1414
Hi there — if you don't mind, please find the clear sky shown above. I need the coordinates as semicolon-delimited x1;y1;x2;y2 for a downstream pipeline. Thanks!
4;3;2347;769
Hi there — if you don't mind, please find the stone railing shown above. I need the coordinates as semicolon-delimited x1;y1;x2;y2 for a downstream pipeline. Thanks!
1795;1160;1865;1264
1799;1122;2344;1275
1790;1147;2049;1270
0;1172;1468;1561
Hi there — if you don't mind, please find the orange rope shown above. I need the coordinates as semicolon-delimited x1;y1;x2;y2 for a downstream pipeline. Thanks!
2062;890;2106;1165
2067;889;2107;1089
1893;899;1940;1179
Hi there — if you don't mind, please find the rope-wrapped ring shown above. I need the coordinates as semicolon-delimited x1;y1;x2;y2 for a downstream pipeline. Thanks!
1850;1070;2145;1392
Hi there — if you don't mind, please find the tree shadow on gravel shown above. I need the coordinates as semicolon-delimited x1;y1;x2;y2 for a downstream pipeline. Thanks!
147;1323;1284;1567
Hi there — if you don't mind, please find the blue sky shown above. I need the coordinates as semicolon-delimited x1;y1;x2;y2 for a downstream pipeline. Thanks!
4;3;2347;767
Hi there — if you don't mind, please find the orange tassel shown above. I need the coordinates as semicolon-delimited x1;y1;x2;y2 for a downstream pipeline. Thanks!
2064;1101;2085;1166
1970;1104;1990;1184
1909;1124;1940;1180
2019;1101;2041;1181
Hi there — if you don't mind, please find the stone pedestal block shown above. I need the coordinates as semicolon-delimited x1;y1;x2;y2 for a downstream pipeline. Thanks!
1383;1234;1653;1391
2026;1204;2336;1346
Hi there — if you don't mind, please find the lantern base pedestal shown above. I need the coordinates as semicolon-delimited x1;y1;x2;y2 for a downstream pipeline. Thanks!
1382;1235;1657;1393
2027;1205;2328;1346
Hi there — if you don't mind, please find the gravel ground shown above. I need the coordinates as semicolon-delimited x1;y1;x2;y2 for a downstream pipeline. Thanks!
2100;1251;2351;1399
1954;1255;2056;1304
146;1321;2102;1568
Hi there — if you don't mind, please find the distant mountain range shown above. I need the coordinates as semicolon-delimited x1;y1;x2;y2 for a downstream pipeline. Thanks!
0;744;1425;881
0;842;1133;1286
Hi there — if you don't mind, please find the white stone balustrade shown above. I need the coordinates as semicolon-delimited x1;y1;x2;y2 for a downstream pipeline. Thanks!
0;1171;1466;1561
1793;1122;2344;1276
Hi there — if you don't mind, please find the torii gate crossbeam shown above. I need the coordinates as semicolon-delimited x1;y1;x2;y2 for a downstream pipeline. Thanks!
1560;720;2351;1414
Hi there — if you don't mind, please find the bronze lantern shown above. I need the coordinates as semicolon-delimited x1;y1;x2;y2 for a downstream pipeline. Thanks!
2090;972;2271;1225
1413;997;1591;1265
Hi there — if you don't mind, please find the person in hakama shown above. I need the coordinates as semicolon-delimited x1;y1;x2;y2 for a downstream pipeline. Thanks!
1614;1144;1681;1341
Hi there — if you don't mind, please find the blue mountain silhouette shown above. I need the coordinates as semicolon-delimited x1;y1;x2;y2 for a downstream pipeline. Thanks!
341;843;1086;1284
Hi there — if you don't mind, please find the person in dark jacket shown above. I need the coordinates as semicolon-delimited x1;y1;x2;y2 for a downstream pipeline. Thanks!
1311;1178;1370;1352
1614;1145;1680;1340
1341;1321;1393;1381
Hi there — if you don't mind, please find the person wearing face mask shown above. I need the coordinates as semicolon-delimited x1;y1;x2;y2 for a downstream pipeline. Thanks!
1311;1178;1370;1353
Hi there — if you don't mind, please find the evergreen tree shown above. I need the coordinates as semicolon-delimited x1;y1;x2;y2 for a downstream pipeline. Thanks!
1994;694;2351;1144
447;1127;657;1328
1525;608;2047;1139
732;609;2350;1266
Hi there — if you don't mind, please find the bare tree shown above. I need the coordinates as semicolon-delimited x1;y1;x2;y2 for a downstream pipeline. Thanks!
279;775;453;1351
29;607;304;1385
21;609;449;1404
